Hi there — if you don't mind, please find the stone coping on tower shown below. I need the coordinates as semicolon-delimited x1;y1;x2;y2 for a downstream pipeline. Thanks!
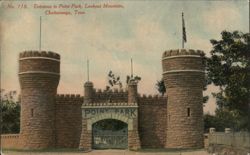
18;71;60;75
84;81;93;86
19;50;60;60
128;79;138;85
162;70;205;74
162;49;204;59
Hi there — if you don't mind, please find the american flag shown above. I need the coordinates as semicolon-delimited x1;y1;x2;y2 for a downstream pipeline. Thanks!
182;12;187;43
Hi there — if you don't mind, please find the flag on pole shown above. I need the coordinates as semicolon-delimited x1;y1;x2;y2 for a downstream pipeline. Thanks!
182;12;187;43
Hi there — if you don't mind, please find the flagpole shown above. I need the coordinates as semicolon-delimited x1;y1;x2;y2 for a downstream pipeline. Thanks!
87;59;89;82
131;58;133;78
182;12;184;49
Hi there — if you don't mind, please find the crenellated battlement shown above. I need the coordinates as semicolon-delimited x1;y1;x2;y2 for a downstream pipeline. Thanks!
82;102;137;107
84;85;167;105
162;49;204;58
19;51;60;60
56;94;83;99
138;94;160;99
93;88;128;94
56;94;83;104
92;88;128;103
138;94;167;105
93;89;128;97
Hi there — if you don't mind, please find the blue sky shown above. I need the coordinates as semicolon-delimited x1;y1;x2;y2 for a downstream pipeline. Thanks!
1;0;249;114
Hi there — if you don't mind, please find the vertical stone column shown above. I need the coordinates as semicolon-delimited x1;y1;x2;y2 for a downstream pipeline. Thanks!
225;128;231;133
79;118;92;151
128;118;141;150
128;79;138;105
209;128;216;134
18;51;60;149
79;81;93;151
84;81;93;104
127;80;140;150
162;49;205;148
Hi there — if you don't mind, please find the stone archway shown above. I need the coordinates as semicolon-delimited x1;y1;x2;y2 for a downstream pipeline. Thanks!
87;113;133;149
79;103;141;151
87;112;133;131
92;119;128;149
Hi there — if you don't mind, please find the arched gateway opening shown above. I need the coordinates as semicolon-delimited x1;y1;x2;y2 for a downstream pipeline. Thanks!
92;119;128;149
79;102;140;150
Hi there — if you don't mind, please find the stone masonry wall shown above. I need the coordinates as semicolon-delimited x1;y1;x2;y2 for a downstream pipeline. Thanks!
92;89;128;103
138;95;167;148
55;94;83;148
1;134;20;149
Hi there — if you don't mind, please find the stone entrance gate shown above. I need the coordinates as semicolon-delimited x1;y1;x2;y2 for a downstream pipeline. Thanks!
92;119;128;149
79;102;141;150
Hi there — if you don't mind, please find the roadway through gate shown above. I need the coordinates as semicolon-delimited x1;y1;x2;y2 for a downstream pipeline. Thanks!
92;119;128;149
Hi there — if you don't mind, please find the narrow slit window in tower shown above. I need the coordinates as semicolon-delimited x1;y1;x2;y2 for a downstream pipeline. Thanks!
187;108;190;117
31;109;34;117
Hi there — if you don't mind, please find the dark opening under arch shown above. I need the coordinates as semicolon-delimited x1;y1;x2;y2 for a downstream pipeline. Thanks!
92;119;128;149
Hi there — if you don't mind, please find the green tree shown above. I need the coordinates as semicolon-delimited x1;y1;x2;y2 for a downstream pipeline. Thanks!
156;79;166;96
106;70;141;91
206;31;250;130
126;75;141;84
106;71;123;91
204;109;245;132
0;89;20;134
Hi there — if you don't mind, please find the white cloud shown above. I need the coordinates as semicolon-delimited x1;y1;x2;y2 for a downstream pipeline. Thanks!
202;4;242;36
203;84;219;114
187;34;213;56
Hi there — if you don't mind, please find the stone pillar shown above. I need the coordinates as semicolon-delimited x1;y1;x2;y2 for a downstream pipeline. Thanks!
128;117;141;150
225;128;231;133
84;81;93;104
79;82;93;151
209;128;216;134
128;79;138;105
162;49;205;148
79;118;92;151
18;51;60;149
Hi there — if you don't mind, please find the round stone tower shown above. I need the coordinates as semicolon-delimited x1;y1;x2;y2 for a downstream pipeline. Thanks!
162;49;205;148
18;51;60;149
84;81;93;104
128;79;138;104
